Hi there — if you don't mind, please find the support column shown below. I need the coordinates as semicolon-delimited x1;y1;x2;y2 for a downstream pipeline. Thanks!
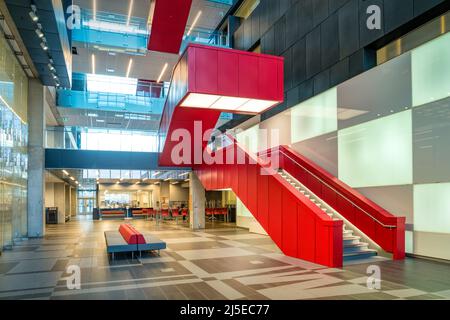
189;172;205;230
27;79;45;237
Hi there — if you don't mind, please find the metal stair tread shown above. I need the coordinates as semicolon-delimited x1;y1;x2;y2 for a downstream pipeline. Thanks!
344;242;368;248
343;249;377;257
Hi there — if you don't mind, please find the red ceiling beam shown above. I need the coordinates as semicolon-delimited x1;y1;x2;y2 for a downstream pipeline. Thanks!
147;0;193;54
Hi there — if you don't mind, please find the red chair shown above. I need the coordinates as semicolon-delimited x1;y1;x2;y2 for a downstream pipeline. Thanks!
181;208;188;216
161;209;169;220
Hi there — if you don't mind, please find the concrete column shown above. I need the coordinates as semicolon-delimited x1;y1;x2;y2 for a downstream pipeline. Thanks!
189;172;205;230
27;79;45;237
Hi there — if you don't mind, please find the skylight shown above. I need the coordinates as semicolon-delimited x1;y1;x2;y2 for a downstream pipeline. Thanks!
87;74;138;95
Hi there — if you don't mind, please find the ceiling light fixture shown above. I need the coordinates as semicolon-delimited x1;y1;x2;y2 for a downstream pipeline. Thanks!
48;63;55;72
179;172;190;177
180;93;279;114
70;176;75;181
29;5;39;22
91;54;96;74
40;41;48;51
93;0;97;21
187;11;202;36
35;28;44;39
157;63;168;83
126;58;133;78
62;170;69;175
126;0;134;26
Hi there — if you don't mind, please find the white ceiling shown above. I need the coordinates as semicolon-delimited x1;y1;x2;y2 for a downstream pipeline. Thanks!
72;46;179;81
58;107;161;131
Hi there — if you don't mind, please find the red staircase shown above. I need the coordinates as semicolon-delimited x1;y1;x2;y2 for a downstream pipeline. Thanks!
193;141;405;267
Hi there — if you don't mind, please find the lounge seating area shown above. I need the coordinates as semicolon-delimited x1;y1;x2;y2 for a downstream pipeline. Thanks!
206;207;229;222
104;224;167;260
100;209;127;219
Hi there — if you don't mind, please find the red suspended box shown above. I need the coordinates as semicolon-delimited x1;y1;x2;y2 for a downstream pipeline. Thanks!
180;44;284;114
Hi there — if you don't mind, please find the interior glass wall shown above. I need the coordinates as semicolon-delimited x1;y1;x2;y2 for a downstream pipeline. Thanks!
256;30;450;261
0;28;29;250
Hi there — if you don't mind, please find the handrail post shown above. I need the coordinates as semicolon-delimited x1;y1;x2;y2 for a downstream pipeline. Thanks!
393;217;406;259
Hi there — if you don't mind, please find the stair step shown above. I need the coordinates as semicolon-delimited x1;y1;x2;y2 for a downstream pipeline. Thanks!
343;249;377;261
344;242;369;253
279;169;378;262
344;236;361;245
343;229;354;236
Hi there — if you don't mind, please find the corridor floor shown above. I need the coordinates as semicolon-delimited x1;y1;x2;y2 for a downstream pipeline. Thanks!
0;219;449;300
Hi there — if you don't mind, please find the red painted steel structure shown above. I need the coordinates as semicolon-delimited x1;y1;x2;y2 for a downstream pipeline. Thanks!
194;142;344;267
148;0;193;54
274;146;406;260
158;44;283;167
157;44;405;267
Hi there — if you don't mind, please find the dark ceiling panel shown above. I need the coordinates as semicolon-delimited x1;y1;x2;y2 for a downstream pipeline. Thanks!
5;0;72;88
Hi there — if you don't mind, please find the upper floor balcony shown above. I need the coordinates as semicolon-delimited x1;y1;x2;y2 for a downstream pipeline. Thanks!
72;9;230;54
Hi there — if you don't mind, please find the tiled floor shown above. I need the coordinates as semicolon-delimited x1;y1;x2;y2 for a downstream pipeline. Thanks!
0;218;449;300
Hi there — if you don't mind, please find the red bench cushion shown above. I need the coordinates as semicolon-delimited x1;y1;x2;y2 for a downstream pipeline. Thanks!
119;224;146;244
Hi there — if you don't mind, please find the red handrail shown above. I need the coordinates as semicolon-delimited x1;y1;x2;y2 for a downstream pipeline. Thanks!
264;145;405;259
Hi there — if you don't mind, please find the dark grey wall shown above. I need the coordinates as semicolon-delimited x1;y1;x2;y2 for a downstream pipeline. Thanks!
230;0;449;123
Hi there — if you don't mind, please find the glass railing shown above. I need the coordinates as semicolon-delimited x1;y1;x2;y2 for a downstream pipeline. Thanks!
45;126;159;152
72;9;149;52
180;27;229;53
57;77;169;114
57;89;166;114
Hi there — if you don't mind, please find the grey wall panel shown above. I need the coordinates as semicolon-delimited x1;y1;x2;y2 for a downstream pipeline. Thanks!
274;16;286;55
356;185;414;224
413;0;446;16
313;0;329;27
313;69;330;95
338;52;412;129
285;2;299;48
298;78;314;103
261;26;275;55
292;37;307;87
291;132;339;177
305;26;321;78
330;0;351;13
358;0;385;47
321;14;340;69
298;0;314;39
384;0;414;33
330;58;349;87
282;47;293;91
338;0;360;59
413;97;450;184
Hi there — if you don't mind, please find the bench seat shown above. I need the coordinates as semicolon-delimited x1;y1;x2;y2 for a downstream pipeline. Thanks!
138;234;167;254
104;230;137;259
